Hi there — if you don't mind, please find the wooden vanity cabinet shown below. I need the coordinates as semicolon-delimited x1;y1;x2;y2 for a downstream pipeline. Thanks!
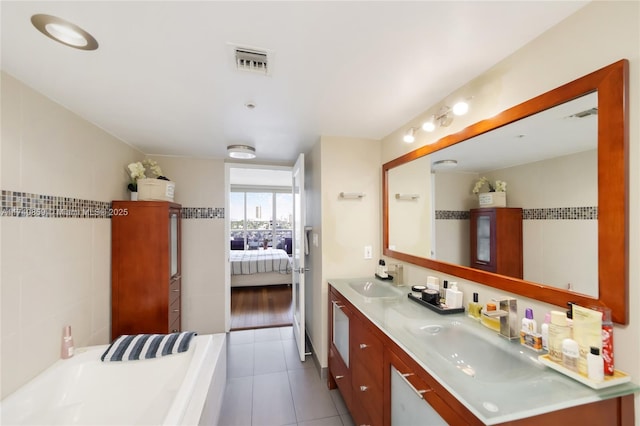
470;207;523;278
328;287;353;412
328;284;635;426
111;201;182;339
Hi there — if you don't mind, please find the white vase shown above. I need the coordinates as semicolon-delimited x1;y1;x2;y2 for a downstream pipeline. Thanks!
478;191;506;207
130;191;138;201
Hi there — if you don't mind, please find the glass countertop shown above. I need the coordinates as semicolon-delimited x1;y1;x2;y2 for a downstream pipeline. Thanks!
329;278;639;425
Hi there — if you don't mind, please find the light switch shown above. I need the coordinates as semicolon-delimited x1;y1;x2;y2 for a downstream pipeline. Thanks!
364;245;372;259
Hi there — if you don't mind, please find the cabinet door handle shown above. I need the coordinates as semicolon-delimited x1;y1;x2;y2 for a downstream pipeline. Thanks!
332;300;345;309
359;343;369;349
394;369;429;399
172;289;180;292
335;375;344;380
359;385;368;392
172;309;180;313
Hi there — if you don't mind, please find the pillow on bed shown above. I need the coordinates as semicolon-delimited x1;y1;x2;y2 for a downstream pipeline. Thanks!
101;331;197;362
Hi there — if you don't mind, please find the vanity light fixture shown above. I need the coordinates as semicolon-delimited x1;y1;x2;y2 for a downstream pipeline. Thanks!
31;14;98;51
339;192;365;199
403;128;417;143
395;193;420;201
227;144;256;159
420;100;471;133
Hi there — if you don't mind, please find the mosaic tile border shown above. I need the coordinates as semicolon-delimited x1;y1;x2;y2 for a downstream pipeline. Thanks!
182;207;225;219
435;210;470;220
523;206;597;220
2;190;112;218
435;207;598;221
1;190;225;219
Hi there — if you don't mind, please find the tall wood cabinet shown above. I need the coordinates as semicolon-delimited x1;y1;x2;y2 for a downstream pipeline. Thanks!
470;207;523;279
111;201;182;339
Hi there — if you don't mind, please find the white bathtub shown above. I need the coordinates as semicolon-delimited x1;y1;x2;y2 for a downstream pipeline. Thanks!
0;334;227;426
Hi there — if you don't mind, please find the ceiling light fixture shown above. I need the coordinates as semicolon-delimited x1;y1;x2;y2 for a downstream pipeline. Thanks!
31;14;98;51
403;127;417;143
432;159;458;169
227;144;256;159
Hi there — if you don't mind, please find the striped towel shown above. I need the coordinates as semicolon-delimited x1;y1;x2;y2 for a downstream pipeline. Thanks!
101;332;197;362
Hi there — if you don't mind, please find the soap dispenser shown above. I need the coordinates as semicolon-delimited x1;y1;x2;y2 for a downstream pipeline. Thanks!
375;259;388;279
61;325;75;359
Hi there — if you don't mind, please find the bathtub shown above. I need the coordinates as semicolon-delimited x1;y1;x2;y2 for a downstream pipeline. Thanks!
0;334;227;425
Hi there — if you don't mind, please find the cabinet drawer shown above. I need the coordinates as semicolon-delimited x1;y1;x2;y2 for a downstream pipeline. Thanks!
351;321;384;384
329;346;352;410
352;361;383;426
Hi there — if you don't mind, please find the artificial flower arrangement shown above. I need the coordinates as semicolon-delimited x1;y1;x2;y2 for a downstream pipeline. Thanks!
472;176;507;194
126;159;169;192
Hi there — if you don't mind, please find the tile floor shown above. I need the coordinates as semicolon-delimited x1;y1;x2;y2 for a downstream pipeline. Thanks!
218;326;354;426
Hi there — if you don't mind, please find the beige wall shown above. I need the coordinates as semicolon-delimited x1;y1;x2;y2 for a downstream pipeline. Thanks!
0;72;140;398
381;0;640;414
146;155;227;335
307;135;381;368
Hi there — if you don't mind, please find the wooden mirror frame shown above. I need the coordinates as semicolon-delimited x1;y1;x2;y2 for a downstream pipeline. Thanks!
383;59;629;324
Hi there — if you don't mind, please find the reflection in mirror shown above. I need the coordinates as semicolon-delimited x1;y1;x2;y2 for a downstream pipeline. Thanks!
388;155;432;257
383;60;628;323
431;93;598;296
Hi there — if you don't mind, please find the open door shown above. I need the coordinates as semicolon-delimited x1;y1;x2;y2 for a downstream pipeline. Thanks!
292;154;306;362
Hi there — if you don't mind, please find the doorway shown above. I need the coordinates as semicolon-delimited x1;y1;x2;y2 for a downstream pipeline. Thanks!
226;164;294;331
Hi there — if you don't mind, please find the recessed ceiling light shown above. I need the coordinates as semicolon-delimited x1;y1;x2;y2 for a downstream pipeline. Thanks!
227;144;256;159
31;14;98;51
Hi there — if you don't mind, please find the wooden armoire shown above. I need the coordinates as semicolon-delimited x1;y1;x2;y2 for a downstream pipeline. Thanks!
111;201;182;339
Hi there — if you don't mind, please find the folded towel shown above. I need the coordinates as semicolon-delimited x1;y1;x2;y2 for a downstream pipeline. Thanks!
101;331;197;362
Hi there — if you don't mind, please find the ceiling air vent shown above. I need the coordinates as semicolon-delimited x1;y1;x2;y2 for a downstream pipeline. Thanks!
234;47;270;75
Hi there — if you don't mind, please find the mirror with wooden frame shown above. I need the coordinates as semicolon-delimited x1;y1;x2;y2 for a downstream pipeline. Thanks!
383;59;628;324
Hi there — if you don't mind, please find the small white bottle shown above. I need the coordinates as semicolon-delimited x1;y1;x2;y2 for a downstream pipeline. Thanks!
587;346;604;382
521;308;537;333
61;325;75;359
541;312;551;351
445;282;463;309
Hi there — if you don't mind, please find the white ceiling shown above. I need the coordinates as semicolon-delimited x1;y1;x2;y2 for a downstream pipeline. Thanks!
1;1;588;164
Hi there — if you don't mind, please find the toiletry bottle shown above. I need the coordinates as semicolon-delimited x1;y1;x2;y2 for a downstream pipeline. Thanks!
445;282;463;308
562;338;579;372
521;308;537;333
481;302;500;332
599;308;614;376
541;312;551;351
376;259;388;278
468;292;481;320
61;325;74;359
439;280;448;304
587;346;604;382
548;310;570;363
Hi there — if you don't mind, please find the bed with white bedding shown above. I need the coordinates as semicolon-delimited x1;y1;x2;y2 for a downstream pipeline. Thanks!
230;248;293;287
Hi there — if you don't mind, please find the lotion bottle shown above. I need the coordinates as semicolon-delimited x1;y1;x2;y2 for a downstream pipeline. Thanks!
467;292;481;320
549;311;570;363
445;282;463;308
541;312;551;351
61;325;74;359
587;346;604;382
521;308;537;333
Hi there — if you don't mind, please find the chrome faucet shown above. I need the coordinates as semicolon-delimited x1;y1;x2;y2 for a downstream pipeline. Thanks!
496;297;519;340
386;263;404;286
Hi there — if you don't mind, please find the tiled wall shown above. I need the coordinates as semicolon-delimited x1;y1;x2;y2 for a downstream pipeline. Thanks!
0;72;141;398
435;206;598;221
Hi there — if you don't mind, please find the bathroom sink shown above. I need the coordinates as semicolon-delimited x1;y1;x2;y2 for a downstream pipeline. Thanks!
348;281;401;299
408;320;543;382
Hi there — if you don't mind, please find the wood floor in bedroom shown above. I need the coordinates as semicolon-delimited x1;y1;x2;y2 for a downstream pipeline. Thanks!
230;284;293;330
